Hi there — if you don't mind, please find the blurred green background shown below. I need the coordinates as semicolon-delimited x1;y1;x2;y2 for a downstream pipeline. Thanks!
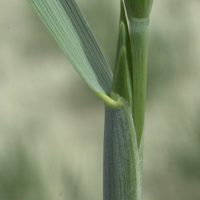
1;0;200;200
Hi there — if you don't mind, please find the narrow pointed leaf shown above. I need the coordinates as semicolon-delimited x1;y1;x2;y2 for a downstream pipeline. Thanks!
114;1;133;86
116;22;126;58
120;1;133;85
29;0;113;95
112;46;132;108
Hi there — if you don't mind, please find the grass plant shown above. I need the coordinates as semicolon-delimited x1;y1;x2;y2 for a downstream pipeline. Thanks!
28;0;154;199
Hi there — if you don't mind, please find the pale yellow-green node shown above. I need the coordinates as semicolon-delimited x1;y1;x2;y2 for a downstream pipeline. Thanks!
96;92;126;108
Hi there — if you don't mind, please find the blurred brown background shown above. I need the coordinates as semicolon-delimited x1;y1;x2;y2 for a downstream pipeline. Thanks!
1;0;200;200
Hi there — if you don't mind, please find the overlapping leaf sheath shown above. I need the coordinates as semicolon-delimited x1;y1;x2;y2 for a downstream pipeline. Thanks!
104;98;141;200
109;1;153;199
121;0;153;146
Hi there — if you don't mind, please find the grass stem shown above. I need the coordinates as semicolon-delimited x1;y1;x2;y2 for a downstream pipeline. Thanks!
129;17;149;147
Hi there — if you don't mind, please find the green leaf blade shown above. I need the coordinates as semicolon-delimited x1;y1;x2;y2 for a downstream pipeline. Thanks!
29;0;113;94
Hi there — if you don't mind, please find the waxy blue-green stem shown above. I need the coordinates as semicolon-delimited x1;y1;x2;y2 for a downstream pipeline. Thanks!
28;1;154;200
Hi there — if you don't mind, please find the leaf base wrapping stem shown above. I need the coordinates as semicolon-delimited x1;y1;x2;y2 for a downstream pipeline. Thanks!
103;98;142;200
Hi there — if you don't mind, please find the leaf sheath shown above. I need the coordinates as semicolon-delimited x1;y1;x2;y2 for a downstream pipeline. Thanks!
104;98;141;200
